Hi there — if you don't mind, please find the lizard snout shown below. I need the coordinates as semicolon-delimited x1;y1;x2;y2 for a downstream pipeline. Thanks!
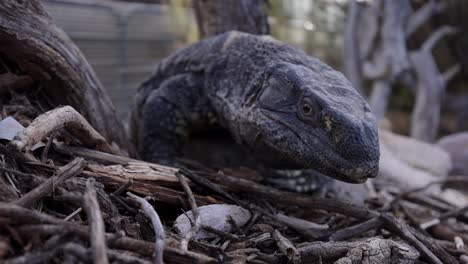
330;120;380;182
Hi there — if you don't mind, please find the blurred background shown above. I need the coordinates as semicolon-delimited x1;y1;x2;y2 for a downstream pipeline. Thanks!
43;0;347;120
43;0;468;138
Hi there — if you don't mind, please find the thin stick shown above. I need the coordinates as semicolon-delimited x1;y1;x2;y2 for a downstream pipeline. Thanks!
420;205;468;230
64;207;82;222
180;169;240;205
329;217;383;241
127;192;165;264
13;157;85;208
201;225;240;241
0;166;36;178
0;204;215;263
83;178;109;264
273;229;301;264
410;226;459;264
61;242;152;264
176;172;201;251
112;179;133;196
381;213;443;264
0;155;20;195
275;213;329;239
40;132;57;163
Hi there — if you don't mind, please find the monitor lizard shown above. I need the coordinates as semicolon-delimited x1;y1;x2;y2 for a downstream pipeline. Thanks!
130;31;379;192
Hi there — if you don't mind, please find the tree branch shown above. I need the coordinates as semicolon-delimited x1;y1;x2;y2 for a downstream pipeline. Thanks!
83;178;109;264
9;106;113;153
422;26;458;52
406;0;447;37
127;193;165;264
13;157;85;208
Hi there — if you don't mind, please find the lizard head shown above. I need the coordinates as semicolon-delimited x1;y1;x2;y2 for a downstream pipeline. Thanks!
241;62;379;183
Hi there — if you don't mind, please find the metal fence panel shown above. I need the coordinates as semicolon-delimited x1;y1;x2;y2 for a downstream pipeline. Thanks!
44;0;191;120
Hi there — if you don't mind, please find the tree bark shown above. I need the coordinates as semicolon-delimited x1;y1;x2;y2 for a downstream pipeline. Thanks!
0;0;134;155
193;0;269;38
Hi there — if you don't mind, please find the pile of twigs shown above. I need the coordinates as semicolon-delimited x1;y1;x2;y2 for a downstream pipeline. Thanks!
0;95;468;264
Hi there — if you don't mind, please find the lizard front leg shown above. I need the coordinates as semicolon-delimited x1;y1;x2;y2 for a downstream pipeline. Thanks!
137;73;214;164
261;168;334;194
263;169;368;204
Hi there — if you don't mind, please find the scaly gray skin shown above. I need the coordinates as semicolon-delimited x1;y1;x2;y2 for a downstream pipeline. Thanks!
131;31;380;191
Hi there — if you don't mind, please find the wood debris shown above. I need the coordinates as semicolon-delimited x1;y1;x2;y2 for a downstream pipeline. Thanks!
0;90;467;264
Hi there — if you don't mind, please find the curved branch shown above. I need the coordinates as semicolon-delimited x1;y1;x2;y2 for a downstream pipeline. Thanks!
127;193;165;264
406;0;447;37
442;63;461;85
176;172;201;251
9;106;112;153
422;26;458;52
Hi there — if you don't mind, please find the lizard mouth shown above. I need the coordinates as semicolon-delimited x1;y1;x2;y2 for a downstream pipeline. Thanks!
298;133;378;183
259;110;378;183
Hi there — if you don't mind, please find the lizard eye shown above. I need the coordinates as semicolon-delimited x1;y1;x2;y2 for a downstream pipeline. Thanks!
300;97;317;116
302;103;313;115
297;96;323;123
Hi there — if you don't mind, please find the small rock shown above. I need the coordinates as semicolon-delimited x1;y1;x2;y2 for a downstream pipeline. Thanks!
380;130;452;176
0;116;24;141
437;132;468;176
329;181;369;206
378;129;452;189
378;141;439;189
378;130;468;207
173;204;251;239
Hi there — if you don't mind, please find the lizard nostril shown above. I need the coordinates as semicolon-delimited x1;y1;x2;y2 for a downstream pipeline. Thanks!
321;111;333;133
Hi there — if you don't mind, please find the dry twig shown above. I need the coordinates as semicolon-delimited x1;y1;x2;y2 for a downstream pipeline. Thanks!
127;192;165;264
13;157;85;208
176;172;201;251
40;132;57;163
330;217;383;241
381;213;443;264
83;178;109;264
273;229;301;264
9;106;112;153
